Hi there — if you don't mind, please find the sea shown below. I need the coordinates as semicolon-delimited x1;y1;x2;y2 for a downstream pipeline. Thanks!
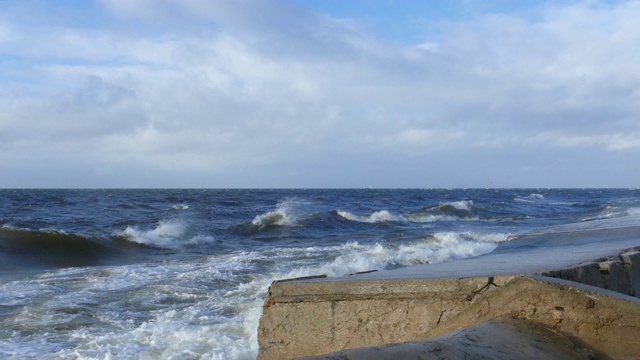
1;188;639;359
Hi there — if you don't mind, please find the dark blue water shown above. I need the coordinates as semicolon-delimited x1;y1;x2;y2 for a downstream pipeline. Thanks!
1;189;639;358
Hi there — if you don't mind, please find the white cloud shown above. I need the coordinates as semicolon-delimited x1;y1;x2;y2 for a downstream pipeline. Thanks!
1;0;640;187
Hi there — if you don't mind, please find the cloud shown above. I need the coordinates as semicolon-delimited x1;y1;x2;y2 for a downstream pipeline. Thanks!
1;0;639;187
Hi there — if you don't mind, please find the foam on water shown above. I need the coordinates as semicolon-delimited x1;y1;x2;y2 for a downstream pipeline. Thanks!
336;210;396;223
315;232;504;276
123;220;186;248
514;193;546;203
449;200;474;210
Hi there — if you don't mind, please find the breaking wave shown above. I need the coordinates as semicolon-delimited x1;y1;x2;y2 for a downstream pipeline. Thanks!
335;210;397;223
251;211;290;228
123;220;187;248
580;205;640;222
263;231;508;278
244;200;306;232
335;201;478;224
403;200;477;222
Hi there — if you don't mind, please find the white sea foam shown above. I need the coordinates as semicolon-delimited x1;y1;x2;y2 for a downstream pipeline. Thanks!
402;213;465;223
627;207;640;216
336;210;397;223
172;204;189;210
449;200;473;210
515;193;546;203
314;233;503;276
123;219;186;248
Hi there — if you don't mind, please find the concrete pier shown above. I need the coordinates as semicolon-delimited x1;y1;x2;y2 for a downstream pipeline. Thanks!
258;222;640;359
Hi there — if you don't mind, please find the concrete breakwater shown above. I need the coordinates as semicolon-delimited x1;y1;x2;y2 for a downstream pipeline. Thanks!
258;223;640;359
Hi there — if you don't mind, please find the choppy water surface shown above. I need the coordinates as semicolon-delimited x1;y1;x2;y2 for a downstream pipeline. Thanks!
1;189;639;359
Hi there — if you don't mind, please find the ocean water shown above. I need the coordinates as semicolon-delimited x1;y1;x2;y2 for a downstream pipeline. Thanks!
1;188;639;359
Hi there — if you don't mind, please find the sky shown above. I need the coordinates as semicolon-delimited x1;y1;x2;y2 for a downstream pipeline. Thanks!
1;0;639;188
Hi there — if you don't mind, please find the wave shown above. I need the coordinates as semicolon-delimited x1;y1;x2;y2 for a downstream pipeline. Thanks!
513;193;546;203
334;201;478;224
241;200;306;233
248;199;482;229
528;193;545;200
0;227;146;270
403;200;477;222
251;211;290;228
122;220;188;248
334;210;397;223
260;231;508;278
580;205;640;222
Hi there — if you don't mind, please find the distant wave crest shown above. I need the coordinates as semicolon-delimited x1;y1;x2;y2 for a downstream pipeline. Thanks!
404;200;477;222
514;193;546;203
335;200;478;224
335;210;396;223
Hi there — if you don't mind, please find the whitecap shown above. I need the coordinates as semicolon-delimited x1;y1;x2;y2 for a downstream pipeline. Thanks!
402;213;464;223
448;200;473;211
336;210;397;223
294;232;507;278
123;220;186;248
515;193;545;203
